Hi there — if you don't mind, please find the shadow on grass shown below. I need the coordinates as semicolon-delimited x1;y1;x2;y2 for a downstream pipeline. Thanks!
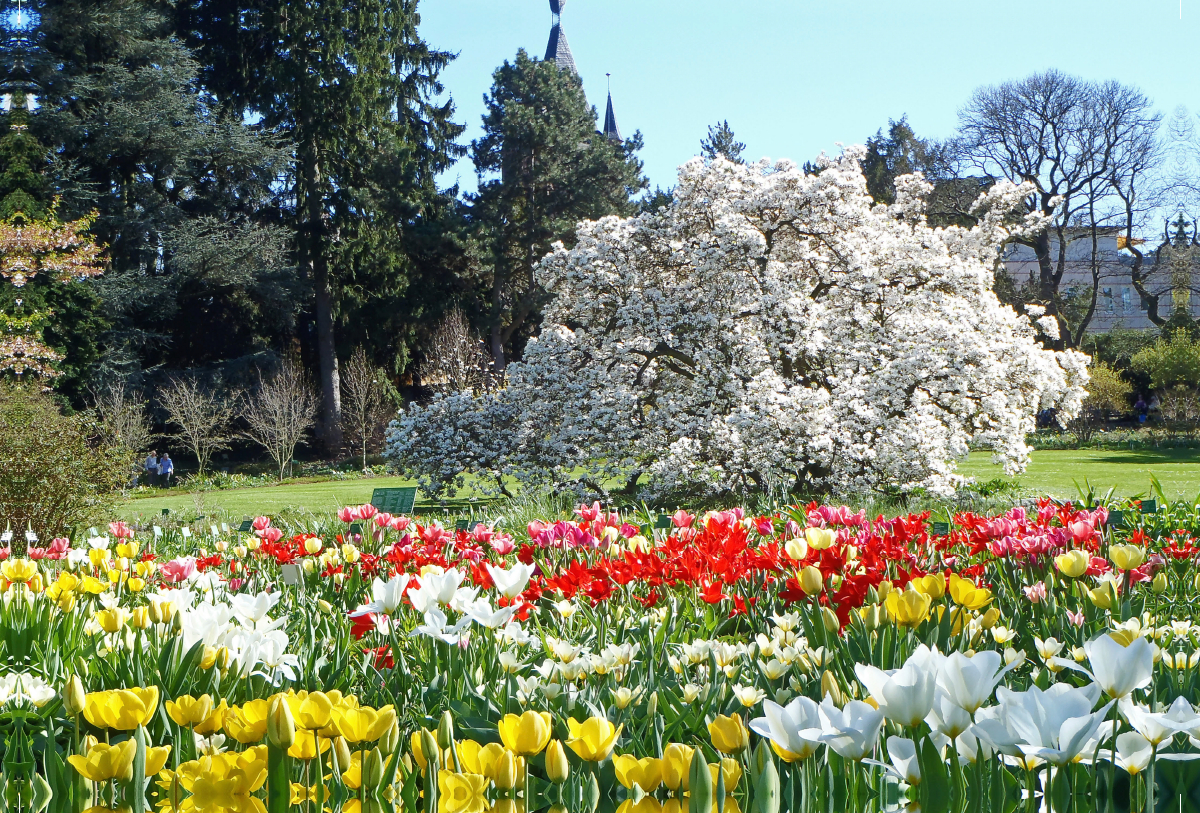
1078;450;1200;465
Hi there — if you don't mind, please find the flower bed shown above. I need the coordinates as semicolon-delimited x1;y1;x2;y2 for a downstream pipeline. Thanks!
0;496;1196;812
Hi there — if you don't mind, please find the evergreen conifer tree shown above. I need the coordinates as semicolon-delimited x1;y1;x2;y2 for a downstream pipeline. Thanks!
176;0;466;449
470;50;647;371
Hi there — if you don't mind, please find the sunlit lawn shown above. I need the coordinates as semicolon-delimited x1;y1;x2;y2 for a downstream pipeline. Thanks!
959;448;1200;499
117;448;1200;520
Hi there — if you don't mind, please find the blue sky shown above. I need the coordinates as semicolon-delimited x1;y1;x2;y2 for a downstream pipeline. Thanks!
421;0;1200;197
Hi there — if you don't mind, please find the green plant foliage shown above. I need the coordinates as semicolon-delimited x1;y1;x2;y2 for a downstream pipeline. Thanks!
1130;333;1200;390
0;384;132;536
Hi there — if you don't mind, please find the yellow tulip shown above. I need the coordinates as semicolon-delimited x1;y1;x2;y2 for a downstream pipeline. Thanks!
885;585;932;628
475;742;520;789
1110;544;1145;572
617;801;664;813
1054;549;1089;578
127;578;146;593
565;716;622;762
93;608;129;634
708;713;749;754
805;527;835;550
286;690;333;730
661;742;695;790
332;704;396;743
409;729;437;771
545;740;570;784
224;699;270;743
166;694;214;727
1088;580;1119;610
129;606;150;628
145;745;172;776
799;566;824;596
82;688;159;730
613;754;663;791
709;758;742;790
911;573;946;599
68;740;136;782
497;710;552;756
978;607;1002;630
287;732;331;760
784;537;808;561
947;574;992;610
456;739;484;775
1;558;36;583
437;770;489;813
194;699;229;735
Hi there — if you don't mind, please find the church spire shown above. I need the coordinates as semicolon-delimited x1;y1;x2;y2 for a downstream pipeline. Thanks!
602;74;621;141
544;0;577;74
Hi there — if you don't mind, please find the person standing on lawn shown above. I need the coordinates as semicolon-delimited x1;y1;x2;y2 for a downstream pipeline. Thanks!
158;452;174;488
143;450;158;487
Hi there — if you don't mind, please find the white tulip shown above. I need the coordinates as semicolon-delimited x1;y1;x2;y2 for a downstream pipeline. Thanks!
749;696;823;761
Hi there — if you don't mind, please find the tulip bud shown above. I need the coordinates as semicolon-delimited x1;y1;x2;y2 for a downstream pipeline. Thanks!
437;710;455;750
751;739;781;813
131;606;151;630
821;606;839;634
379;720;401;756
1193;572;1200;593
420;729;441;773
876;580;894;602
647;691;658;718
1152;572;1168;594
799;566;823;596
63;674;85;716
363;747;386;788
688;746;713;813
979;607;1002;630
585;772;601;813
147;601;162;625
545;740;569;784
492;748;517;790
820;670;845;707
317;599;332;614
333;737;352;771
267;694;296;748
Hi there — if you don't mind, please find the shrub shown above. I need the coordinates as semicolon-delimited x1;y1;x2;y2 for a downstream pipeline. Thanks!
0;384;132;538
1131;334;1200;390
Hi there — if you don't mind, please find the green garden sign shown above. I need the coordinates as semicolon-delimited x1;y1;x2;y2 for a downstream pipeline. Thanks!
371;487;417;515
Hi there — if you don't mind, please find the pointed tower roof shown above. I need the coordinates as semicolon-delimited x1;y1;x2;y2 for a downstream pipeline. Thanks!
602;77;621;141
545;0;577;74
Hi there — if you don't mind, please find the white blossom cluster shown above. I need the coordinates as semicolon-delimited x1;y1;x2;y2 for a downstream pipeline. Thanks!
388;149;1089;496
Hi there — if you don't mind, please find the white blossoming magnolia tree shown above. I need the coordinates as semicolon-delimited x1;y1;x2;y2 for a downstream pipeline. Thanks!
389;149;1089;498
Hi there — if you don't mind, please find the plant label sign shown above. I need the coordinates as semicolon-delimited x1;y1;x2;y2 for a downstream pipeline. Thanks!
237;517;253;533
654;514;673;529
371;487;417;515
281;564;303;586
931;522;950;536
455;519;470;531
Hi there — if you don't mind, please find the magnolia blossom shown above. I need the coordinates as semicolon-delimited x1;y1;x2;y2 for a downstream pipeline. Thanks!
388;149;1088;497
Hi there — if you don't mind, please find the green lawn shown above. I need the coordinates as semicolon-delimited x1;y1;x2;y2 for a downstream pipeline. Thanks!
958;448;1200;499
119;475;423;522
117;448;1200;520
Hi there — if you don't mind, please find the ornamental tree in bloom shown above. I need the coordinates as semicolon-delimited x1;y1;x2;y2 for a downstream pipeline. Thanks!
388;149;1088;497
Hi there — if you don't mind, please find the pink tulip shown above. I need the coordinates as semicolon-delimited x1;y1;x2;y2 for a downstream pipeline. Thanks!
671;509;694;529
252;516;271;531
358;503;378;520
1065;609;1085;627
338;506;359;523
390;516;410;531
374;512;392;528
1069;520;1093;544
527;520;548;540
576;502;602;522
160;558;196;584
260;527;283;544
490;536;516;556
1023;581;1048;603
108;521;133;539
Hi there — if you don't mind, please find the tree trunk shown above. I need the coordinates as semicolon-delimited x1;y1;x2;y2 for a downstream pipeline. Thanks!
300;111;342;453
490;275;507;374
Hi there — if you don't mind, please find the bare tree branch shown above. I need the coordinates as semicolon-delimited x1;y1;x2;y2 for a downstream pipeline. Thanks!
242;359;319;480
159;376;237;476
